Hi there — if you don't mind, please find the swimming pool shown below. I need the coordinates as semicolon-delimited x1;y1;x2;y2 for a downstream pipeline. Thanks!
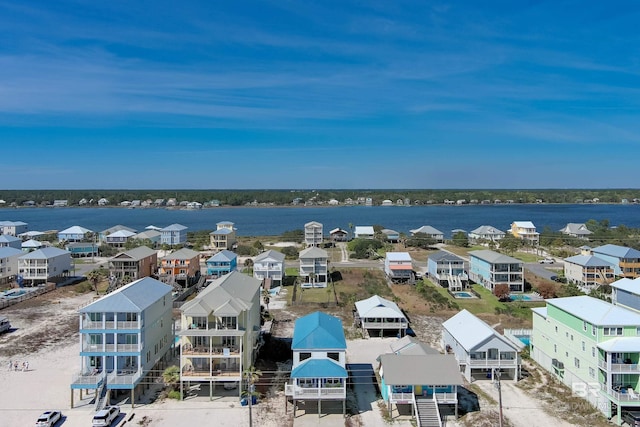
510;294;532;301
516;336;531;346
453;292;474;298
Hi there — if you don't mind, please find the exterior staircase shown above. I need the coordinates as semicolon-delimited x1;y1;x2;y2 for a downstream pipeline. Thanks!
415;397;442;427
94;377;109;411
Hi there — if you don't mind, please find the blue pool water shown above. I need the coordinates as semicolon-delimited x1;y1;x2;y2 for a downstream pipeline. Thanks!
453;292;473;298
511;294;532;301
517;336;531;346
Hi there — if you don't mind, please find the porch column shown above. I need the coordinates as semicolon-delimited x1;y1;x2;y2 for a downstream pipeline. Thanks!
131;389;135;409
70;389;74;408
455;385;458;417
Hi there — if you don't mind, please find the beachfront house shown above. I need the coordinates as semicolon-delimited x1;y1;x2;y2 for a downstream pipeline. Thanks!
99;225;137;243
0;220;28;236
131;229;161;247
70;277;173;409
531;290;640;425
18;247;72;286
468;249;524;293
0;247;22;284
66;242;99;258
591;244;640;279
468;225;506;243
384;252;414;283
178;271;262;398
329;228;348;242
205;250;237;278
354;295;408;338
563;255;615;289
354;226;375;239
560;223;593;239
299;247;328;288
253;249;285;288
160;223;188;246
58;225;93;242
304;221;323;247
427;251;468;290
378;337;462;423
105;230;137;247
285;312;348;417
409;225;444;243
442;309;521;382
209;221;237;251
159;248;201;287
0;235;21;250
509;221;539;245
381;229;400;243
108;246;158;283
21;239;43;252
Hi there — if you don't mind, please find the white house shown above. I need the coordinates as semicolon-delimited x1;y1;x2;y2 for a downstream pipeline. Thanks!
58;225;93;242
355;295;408;337
0;247;22;284
299;247;328;288
0;235;22;250
409;226;444;242
253;250;285;287
564;255;615;289
468;225;506;243
354;226;375;239
442;309;522;382
304;221;323;247
384;252;413;283
560;223;593;239
0;221;28;236
18;247;72;286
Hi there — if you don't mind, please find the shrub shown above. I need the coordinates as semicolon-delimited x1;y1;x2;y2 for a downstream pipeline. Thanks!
167;390;182;400
281;246;299;259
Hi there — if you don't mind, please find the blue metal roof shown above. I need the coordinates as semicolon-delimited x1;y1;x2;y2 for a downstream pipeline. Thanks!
291;359;347;378
80;277;172;313
292;311;346;350
592;244;640;259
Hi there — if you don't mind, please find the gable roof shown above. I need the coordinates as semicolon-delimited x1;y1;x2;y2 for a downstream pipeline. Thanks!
19;247;69;259
0;247;23;258
133;230;161;240
410;225;443;235
386;252;412;262
592;244;640;259
292;311;346;350
564;255;615;268
304;221;322;228
206;249;236;262
211;228;234;235
107;229;136;239
389;336;440;356
163;248;200;260
610;277;640;294
379;354;463;386
560;223;593;235
0;235;20;243
59;225;92;235
101;225;136;234
429;250;464;263
547;295;640;326
181;271;261;316
470;225;505;235
299;247;328;258
22;239;44;248
329;228;348;235
161;223;187;232
355;295;406;319
111;246;156;261
254;249;285;263
381;229;399;235
442;309;518;352
469;250;522;264
354;226;375;235
80;277;171;313
512;221;536;228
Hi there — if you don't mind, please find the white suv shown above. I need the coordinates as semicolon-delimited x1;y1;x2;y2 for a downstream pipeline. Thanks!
35;410;62;427
92;406;120;427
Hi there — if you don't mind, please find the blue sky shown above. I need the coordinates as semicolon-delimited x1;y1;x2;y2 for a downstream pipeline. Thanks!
1;1;639;189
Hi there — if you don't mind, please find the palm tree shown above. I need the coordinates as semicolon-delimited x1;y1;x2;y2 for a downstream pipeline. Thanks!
242;366;262;427
86;269;101;295
261;288;270;311
244;258;254;274
162;365;180;390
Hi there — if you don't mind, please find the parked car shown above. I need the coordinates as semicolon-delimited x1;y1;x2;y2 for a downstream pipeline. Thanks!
223;381;237;390
538;258;554;264
622;409;640;427
35;410;62;427
92;406;120;427
550;275;558;282
0;316;10;334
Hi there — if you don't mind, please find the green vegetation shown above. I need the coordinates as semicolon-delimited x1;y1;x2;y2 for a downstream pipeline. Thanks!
347;238;383;259
280;229;304;243
415;279;460;311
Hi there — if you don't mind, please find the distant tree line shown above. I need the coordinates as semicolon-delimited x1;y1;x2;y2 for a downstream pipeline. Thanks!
1;189;639;207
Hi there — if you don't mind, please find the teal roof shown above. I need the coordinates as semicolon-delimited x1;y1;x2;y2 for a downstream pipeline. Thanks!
292;311;346;350
291;359;347;378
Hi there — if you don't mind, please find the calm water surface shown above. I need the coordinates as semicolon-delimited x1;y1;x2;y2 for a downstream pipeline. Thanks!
1;204;639;237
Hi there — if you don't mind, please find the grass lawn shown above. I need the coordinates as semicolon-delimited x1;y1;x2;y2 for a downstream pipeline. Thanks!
442;245;486;257
509;252;539;263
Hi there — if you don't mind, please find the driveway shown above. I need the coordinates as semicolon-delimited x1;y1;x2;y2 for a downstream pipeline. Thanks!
524;262;562;281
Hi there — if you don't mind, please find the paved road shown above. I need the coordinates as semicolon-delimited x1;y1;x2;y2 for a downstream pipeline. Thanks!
524;262;562;280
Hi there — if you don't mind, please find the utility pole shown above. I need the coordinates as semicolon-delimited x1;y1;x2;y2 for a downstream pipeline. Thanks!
494;368;504;427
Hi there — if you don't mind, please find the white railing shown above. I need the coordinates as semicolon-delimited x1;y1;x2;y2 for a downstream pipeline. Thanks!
598;359;640;373
362;320;409;329
71;372;105;386
468;359;516;367
284;385;346;398
390;392;414;403
601;384;640;402
433;392;457;403
107;369;142;385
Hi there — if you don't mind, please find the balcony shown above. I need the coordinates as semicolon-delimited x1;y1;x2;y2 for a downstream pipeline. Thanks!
182;345;240;356
71;371;105;388
81;321;141;330
598;359;640;373
284;384;346;399
107;369;142;387
361;320;408;330
601;384;640;402
82;343;141;353
181;367;241;378
390;392;414;403
468;357;517;367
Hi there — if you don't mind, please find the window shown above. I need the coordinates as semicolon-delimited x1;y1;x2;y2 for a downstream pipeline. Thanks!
300;352;311;361
583;321;587;332
89;312;102;322
589;367;595;378
592;347;595;357
571;334;574;341
328;352;339;362
604;327;623;336
592;325;596;336
565;332;569;338
636;327;640;336
574;358;580;368
554;344;557;353
555;326;558;333
125;313;137;322
582;341;585;351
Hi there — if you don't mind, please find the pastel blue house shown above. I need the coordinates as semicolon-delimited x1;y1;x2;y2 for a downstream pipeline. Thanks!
427;251;468;290
285;312;347;417
206;249;237;277
70;277;173;409
58;225;93;242
468;250;524;293
66;242;99;258
591;244;640;278
378;336;462;423
160;223;188;246
0;235;21;250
